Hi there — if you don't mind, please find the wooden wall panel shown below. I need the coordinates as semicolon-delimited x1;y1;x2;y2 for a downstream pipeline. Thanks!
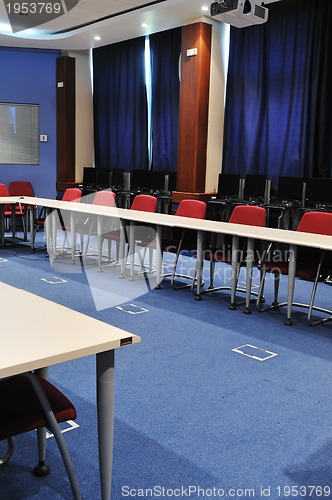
177;23;212;194
56;56;76;186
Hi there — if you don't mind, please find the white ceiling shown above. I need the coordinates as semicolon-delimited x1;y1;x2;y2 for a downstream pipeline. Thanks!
0;0;280;50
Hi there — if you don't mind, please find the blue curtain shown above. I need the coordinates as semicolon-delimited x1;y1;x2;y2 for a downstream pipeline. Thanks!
149;28;181;172
93;37;148;172
222;0;332;189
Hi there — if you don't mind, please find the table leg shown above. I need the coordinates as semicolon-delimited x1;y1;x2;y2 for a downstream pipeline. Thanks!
285;243;297;325
119;220;126;278
97;350;115;500
44;208;52;257
129;221;135;281
34;367;49;475
71;211;77;263
155;224;163;289
24;206;29;241
229;235;240;309
46;208;56;259
30;207;35;251
11;203;16;244
244;238;254;314
97;215;103;272
195;230;204;300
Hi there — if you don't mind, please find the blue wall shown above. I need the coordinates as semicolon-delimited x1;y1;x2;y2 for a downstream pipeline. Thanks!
0;47;60;199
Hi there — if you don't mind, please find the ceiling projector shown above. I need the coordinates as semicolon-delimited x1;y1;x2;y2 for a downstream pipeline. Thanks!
210;0;268;27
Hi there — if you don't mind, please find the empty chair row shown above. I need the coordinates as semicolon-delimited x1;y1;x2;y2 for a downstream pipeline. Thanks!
31;193;332;328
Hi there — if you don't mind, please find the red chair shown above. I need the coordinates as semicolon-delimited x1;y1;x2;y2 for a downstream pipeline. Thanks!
257;211;332;325
130;194;158;212
62;187;82;203
126;194;158;275
0;372;80;499
32;188;82;252
8;181;36;240
8;180;35;198
0;183;26;240
162;199;207;289
75;190;116;263
103;194;158;274
203;204;267;312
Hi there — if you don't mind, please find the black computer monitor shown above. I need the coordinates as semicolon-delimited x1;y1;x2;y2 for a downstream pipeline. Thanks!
243;174;267;201
306;177;332;206
110;168;124;188
82;167;97;187
277;176;304;202
145;171;166;192
217;173;240;198
97;169;110;188
130;169;150;191
168;172;177;192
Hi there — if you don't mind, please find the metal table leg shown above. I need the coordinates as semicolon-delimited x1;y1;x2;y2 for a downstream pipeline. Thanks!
97;350;115;500
229;235;240;309
155;224;163;289
285;243;297;325
119;220;126;278
244;237;254;314
195;229;204;300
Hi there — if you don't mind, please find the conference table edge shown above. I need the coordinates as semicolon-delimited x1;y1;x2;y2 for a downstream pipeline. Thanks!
2;196;332;250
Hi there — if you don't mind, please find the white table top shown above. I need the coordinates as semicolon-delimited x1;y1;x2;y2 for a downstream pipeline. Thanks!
0;282;141;379
3;195;332;251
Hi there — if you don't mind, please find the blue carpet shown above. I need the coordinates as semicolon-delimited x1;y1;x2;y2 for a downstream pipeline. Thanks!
1;233;332;499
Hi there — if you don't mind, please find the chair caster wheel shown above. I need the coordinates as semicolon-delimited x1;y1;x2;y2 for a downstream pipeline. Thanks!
195;294;202;301
155;284;161;289
229;303;237;310
284;318;293;326
243;307;251;314
33;461;51;477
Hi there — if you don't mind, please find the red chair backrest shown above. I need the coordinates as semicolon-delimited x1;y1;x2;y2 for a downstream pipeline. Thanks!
130;194;158;212
62;188;82;203
175;200;206;219
297;211;332;236
0;183;9;197
8;181;34;197
92;190;116;207
0;183;12;212
229;205;266;227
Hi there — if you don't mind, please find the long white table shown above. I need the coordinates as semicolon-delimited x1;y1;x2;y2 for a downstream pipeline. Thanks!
3;194;332;323
0;281;141;499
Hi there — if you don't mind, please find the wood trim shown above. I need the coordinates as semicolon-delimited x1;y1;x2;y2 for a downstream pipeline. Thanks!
177;23;212;193
56;56;76;183
172;191;214;203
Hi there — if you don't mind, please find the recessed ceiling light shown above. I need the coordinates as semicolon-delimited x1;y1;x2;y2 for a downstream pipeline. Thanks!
141;22;148;28
94;35;101;41
202;5;209;11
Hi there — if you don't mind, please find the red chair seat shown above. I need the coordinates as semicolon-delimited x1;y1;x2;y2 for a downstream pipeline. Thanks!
0;374;76;441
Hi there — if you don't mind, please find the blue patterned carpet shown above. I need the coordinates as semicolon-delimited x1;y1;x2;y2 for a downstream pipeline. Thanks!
1;231;332;499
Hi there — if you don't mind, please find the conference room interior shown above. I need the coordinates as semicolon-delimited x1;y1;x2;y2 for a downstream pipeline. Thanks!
2;0;332;498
